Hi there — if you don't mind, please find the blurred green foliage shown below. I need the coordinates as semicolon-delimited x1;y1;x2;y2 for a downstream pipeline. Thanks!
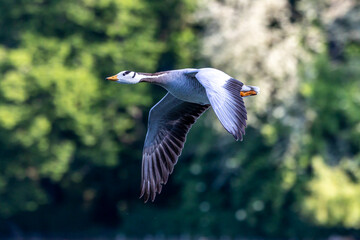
0;0;360;238
299;49;360;229
0;0;198;234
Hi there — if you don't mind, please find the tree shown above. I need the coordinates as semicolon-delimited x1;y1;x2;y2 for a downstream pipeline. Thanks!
0;0;199;234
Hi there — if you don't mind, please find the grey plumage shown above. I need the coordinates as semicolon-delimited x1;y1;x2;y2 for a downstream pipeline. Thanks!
106;68;260;202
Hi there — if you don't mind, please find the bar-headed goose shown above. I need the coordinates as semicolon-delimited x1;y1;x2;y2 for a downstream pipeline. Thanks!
106;68;260;202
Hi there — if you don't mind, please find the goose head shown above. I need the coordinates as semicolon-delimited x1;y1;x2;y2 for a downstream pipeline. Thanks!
106;70;141;84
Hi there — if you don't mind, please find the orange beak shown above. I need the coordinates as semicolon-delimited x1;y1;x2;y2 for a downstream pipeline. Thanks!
106;75;119;81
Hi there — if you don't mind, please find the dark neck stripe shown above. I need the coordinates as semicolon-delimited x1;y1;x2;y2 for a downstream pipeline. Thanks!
138;71;169;76
138;71;169;84
140;77;156;83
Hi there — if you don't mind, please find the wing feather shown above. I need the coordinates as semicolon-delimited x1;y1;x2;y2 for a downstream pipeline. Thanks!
195;69;248;141
140;93;210;202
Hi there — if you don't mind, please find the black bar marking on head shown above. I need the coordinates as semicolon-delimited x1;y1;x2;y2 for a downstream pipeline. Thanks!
123;71;131;76
132;72;136;78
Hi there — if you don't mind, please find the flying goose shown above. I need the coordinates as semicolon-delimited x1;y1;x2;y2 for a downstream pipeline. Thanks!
106;68;259;202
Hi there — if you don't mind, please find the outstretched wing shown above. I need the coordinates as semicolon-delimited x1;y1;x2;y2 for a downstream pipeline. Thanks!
141;93;210;202
194;68;247;141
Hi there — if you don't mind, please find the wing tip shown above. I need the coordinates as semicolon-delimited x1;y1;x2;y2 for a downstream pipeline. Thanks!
140;180;165;203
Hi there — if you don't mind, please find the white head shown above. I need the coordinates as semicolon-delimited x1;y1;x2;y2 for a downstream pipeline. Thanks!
106;70;142;84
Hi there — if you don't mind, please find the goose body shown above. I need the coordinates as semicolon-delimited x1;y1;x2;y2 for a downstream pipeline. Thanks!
106;68;260;202
158;69;209;105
